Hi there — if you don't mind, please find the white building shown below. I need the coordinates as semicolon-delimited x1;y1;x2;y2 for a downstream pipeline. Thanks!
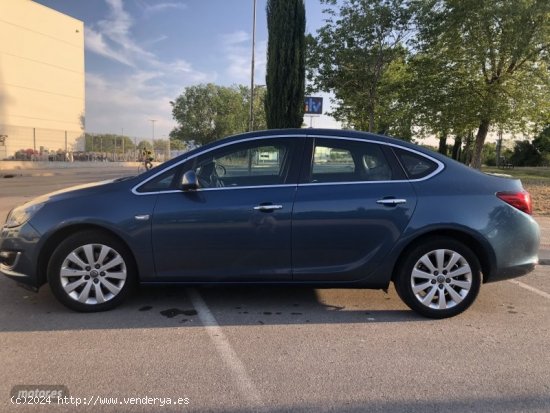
0;0;84;159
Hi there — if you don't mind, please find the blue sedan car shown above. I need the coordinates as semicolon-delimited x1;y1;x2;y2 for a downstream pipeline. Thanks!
0;129;539;318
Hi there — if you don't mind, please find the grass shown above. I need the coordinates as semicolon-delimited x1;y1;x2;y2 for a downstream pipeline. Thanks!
482;166;550;183
482;166;550;216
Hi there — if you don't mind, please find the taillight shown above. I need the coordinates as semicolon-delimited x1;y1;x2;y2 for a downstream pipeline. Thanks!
496;191;532;215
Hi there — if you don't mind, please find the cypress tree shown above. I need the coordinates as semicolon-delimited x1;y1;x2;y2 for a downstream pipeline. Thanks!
265;0;306;129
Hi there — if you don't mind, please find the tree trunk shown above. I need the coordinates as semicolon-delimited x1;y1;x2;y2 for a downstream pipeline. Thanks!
451;136;462;160
368;109;375;133
438;133;448;155
470;119;491;169
462;131;474;165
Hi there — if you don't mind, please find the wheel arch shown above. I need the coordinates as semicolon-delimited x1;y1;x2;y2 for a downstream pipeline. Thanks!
391;228;495;283
37;224;139;287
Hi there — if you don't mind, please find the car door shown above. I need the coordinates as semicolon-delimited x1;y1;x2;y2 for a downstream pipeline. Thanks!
150;136;304;281
292;136;417;282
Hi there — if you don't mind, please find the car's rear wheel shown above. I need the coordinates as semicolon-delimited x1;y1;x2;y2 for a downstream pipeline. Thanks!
47;230;135;312
394;238;481;318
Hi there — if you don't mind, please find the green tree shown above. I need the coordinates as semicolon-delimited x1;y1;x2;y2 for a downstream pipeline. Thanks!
532;125;550;155
416;0;550;168
152;139;170;151
170;84;266;146
169;138;187;151
137;140;152;150
482;142;497;166
265;0;306;129
372;50;416;140
307;0;417;134
512;125;550;166
408;49;479;155
510;140;541;166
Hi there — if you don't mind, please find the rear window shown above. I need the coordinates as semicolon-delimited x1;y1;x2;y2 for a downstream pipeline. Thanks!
394;148;439;179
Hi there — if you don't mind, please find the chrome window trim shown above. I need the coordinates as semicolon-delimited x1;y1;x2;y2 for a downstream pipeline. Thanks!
298;180;409;187
131;133;445;195
132;184;298;196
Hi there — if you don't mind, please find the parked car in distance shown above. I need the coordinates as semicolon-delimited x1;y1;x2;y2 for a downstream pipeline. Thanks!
0;129;539;318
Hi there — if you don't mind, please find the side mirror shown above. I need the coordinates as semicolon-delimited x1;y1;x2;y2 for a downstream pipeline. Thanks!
181;170;199;191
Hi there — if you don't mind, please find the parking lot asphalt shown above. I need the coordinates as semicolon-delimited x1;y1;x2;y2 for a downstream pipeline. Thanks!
1;167;549;413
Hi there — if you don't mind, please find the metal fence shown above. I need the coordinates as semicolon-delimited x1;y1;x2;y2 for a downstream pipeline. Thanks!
0;124;83;161
0;124;175;162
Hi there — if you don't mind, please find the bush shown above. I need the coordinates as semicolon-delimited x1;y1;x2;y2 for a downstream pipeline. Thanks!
511;140;542;166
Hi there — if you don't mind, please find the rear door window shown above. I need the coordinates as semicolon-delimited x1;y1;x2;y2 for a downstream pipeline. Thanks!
308;138;393;183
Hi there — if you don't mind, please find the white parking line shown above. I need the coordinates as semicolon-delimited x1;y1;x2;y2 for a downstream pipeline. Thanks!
508;280;550;300
187;288;264;409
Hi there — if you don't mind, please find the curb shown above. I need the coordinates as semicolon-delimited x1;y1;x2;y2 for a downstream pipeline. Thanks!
2;172;57;178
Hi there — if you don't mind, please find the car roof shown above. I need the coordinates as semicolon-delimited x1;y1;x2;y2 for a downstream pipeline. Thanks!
155;128;449;174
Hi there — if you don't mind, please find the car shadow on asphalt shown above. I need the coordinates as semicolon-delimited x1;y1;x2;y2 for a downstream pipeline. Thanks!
0;280;428;332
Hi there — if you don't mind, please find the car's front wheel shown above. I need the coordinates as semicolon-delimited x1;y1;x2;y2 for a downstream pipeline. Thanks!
47;230;135;312
394;238;481;318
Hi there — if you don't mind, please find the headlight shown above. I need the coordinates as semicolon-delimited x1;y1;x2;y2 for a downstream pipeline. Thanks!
5;202;45;228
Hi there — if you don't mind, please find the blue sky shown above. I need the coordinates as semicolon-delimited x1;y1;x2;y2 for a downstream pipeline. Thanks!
33;0;337;139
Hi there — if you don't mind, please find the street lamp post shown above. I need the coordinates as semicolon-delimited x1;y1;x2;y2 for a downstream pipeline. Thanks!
149;119;157;151
249;0;257;132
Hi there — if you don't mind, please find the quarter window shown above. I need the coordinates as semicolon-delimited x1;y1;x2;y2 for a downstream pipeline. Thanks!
394;148;439;179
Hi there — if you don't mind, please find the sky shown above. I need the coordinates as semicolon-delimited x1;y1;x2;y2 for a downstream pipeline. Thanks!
33;0;339;140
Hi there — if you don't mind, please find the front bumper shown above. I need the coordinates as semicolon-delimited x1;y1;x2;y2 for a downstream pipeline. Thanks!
0;222;42;290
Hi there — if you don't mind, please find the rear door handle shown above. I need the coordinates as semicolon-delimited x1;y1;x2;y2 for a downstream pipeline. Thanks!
376;198;407;206
253;204;283;212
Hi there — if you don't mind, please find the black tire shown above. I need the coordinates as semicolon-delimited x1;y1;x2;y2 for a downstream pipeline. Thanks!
47;230;136;312
394;237;481;319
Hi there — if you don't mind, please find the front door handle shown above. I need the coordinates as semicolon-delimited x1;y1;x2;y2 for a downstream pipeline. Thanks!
253;204;283;212
376;198;407;206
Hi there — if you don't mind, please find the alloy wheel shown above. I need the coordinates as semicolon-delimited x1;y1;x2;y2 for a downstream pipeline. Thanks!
410;249;473;310
59;243;127;305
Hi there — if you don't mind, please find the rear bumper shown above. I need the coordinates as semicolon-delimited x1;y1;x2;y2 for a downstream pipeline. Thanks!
485;262;537;283
483;208;539;283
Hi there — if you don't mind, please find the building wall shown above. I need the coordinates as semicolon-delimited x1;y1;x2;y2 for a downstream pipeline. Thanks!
0;0;84;159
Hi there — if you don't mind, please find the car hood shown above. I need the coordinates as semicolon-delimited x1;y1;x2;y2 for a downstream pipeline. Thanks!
27;176;136;206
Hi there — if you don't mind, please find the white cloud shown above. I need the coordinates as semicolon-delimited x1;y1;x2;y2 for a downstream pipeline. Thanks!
145;2;188;14
84;27;133;66
83;0;213;138
222;30;250;46
91;0;155;65
167;59;213;83
86;73;174;138
85;0;189;68
144;35;169;46
221;31;266;85
85;61;216;138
